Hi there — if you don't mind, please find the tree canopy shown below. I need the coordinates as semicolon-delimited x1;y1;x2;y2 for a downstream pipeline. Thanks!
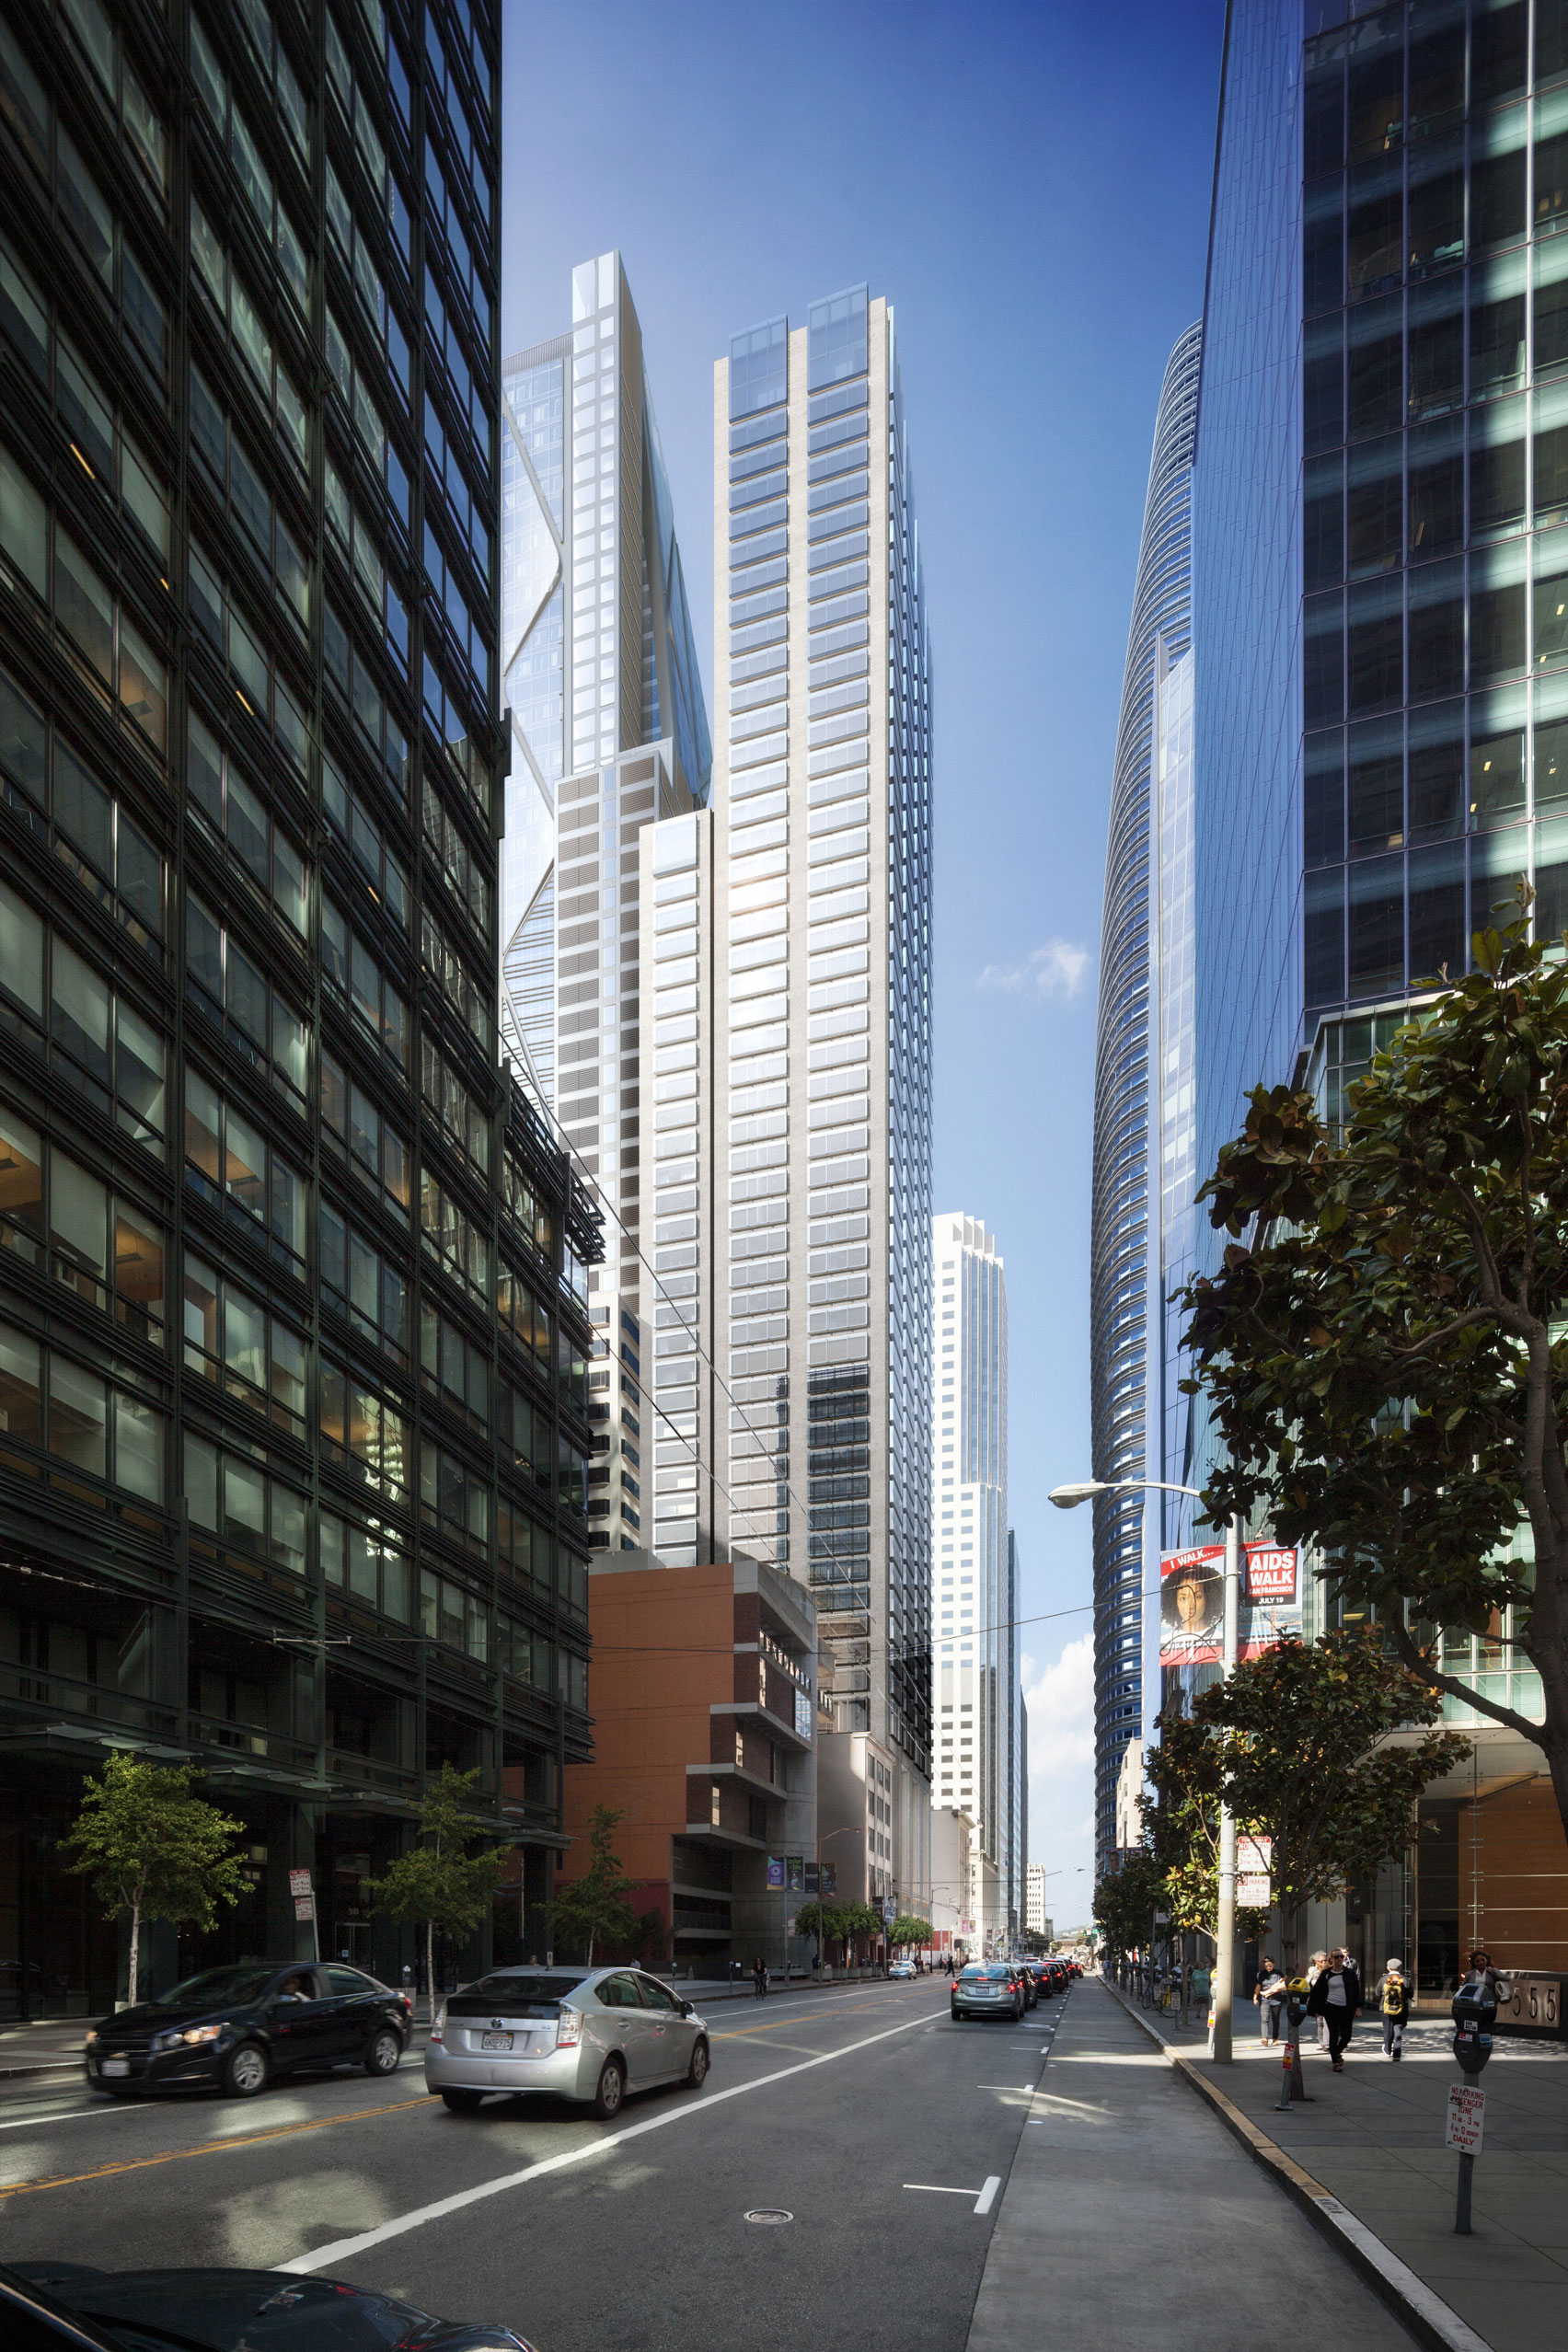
1182;900;1568;1836
65;1755;245;2004
551;1804;638;1967
368;1762;508;2009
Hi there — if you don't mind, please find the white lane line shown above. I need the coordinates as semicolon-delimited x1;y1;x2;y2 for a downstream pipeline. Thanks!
974;2086;1039;2093
282;2001;950;2274
0;2103;146;2132
974;2174;1002;2216
905;2183;980;2196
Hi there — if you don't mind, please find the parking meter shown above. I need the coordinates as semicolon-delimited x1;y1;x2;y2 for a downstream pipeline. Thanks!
1452;1980;1495;2078
1452;1980;1496;2075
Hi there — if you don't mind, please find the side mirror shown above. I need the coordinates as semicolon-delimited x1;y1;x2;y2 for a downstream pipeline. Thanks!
679;2000;692;2018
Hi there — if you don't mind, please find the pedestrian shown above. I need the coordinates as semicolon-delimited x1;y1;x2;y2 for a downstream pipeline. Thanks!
1254;1955;1286;2043
752;1953;767;1999
1462;1948;1508;2005
1308;1946;1363;2071
1307;1950;1331;2049
1378;1958;1411;2060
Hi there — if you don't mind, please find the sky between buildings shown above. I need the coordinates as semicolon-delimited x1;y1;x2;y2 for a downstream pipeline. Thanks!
499;0;1227;1923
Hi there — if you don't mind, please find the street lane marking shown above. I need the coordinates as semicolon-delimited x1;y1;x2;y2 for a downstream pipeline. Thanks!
975;2174;1002;2215
282;2000;953;2274
0;2104;147;2132
974;2085;1039;2093
904;2176;1002;2216
0;2094;435;2200
713;2007;895;2041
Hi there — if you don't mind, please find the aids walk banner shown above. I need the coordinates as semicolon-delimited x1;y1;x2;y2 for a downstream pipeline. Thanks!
1159;1540;1301;1672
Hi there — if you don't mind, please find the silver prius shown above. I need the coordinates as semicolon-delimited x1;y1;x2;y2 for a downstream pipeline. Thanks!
424;1966;710;2119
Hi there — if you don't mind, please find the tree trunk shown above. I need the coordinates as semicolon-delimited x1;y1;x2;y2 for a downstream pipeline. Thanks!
127;1897;141;2008
425;1919;436;2025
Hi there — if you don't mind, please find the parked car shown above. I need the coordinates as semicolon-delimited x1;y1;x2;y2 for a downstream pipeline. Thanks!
426;1965;709;2119
2;2260;534;2350
888;1959;916;1980
951;1963;1025;2022
84;1962;411;2100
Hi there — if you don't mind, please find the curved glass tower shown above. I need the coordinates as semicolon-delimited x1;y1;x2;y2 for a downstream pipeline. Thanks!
1090;322;1202;1870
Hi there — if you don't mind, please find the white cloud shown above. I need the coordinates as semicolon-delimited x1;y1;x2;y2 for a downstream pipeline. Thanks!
1023;1631;1096;1782
976;939;1090;1001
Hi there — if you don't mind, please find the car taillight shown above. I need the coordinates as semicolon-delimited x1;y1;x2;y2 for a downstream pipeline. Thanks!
429;2005;445;2045
555;2008;582;2048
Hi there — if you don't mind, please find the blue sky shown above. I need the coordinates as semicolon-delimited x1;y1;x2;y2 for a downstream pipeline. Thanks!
500;0;1227;1927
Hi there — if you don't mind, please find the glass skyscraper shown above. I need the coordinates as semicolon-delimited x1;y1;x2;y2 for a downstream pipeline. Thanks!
499;251;710;1555
1089;323;1202;1869
0;0;595;2012
1185;0;1568;1988
663;285;934;1914
930;1214;1020;1943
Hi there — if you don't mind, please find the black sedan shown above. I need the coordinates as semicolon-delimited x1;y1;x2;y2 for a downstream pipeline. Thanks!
2;2261;534;2350
85;1961;412;2099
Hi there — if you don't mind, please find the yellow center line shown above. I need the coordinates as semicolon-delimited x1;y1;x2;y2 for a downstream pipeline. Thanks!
0;2093;436;2201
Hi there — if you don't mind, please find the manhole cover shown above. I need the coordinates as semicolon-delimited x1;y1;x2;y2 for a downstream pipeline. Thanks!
744;2208;793;2226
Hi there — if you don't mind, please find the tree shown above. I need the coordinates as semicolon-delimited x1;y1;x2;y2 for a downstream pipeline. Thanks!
549;1803;637;1967
1182;897;1568;1839
1186;1631;1468;1976
888;1914;932;1949
1146;1711;1271;1946
1091;1849;1165;1958
367;1763;509;2014
65;1754;245;2005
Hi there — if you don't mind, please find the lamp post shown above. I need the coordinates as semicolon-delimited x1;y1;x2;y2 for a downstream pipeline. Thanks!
814;1823;859;1979
1048;1476;1243;2063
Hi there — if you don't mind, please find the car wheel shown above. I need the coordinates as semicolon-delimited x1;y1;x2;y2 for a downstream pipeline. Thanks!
222;2041;268;2098
364;2026;402;2077
685;2037;709;2090
441;2087;485;2114
593;2057;625;2119
951;2005;961;2020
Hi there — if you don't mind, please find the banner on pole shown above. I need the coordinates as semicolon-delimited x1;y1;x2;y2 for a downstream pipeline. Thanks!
1159;1542;1301;1670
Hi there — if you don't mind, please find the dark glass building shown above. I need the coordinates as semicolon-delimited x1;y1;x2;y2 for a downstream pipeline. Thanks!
0;0;596;2016
1089;323;1201;1870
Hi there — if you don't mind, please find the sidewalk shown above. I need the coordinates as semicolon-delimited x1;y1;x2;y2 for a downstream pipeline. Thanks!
967;1977;1414;2351
1105;1978;1568;2352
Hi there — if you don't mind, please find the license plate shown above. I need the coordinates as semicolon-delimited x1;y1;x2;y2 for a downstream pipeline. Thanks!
99;2058;130;2077
480;2032;513;2051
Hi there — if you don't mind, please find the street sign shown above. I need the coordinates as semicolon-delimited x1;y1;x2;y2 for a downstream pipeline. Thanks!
288;1868;312;1897
294;1894;315;1921
1237;1835;1272;1907
1445;2082;1485;2153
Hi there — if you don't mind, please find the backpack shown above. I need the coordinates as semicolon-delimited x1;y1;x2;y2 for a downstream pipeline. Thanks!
1382;1977;1404;2016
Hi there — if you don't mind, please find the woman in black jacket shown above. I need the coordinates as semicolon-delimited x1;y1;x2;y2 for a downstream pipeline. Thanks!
1307;1949;1363;2071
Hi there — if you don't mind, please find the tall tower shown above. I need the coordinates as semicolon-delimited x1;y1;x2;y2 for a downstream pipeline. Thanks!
0;0;596;2003
930;1216;1010;1944
1089;323;1202;1872
661;285;934;1916
500;253;711;1553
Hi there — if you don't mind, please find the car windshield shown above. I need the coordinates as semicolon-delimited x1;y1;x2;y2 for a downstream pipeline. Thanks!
148;1966;278;2009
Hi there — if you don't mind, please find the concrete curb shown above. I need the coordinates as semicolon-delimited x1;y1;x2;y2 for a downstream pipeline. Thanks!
1101;1980;1493;2352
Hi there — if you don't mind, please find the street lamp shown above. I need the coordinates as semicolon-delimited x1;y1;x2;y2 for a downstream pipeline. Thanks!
1048;1475;1243;2064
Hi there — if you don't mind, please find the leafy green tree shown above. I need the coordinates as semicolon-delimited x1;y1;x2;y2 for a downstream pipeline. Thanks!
1091;1849;1164;1959
1146;1712;1271;1945
368;1763;509;2014
1182;895;1568;1836
550;1803;638;1967
65;1755;246;2005
1185;1631;1468;1975
889;1914;932;1949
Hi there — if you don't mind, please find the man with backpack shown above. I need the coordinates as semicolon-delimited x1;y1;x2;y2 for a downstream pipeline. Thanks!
1378;1957;1411;2060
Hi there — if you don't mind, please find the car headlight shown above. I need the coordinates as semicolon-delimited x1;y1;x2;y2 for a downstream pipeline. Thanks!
180;2023;225;2046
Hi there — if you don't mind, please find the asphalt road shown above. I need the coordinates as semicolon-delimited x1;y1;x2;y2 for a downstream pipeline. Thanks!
0;1977;1069;2352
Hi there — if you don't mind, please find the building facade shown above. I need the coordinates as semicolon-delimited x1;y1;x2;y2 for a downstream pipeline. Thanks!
0;0;597;2015
1190;0;1568;1989
499;251;711;1558
653;285;934;1918
930;1214;1018;1945
1089;322;1203;1871
1024;1860;1049;1939
559;1549;815;1974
